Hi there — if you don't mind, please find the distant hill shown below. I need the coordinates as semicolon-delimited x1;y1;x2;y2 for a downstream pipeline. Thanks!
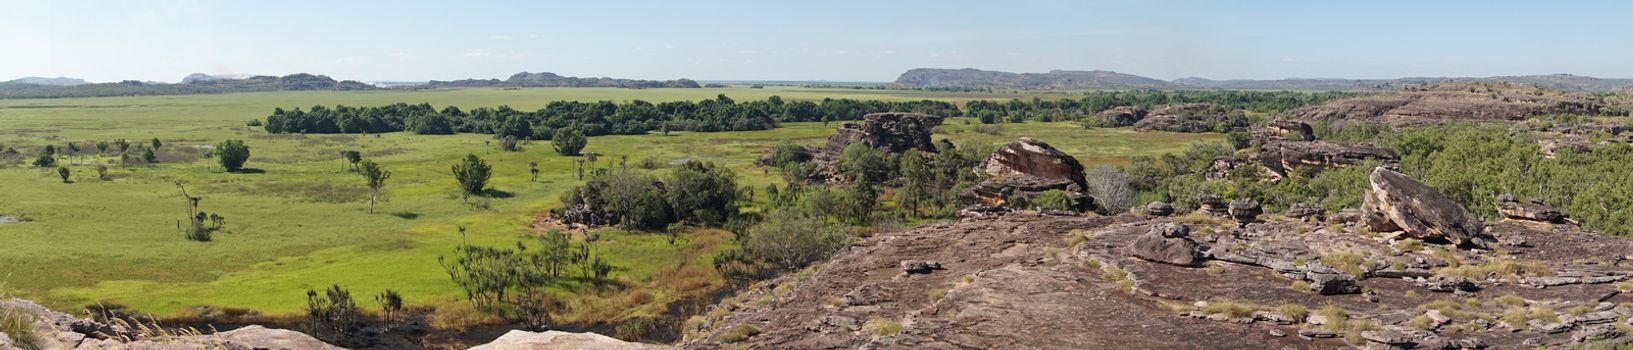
1;77;89;86
895;68;1633;92
427;71;700;89
894;68;1176;89
0;73;375;99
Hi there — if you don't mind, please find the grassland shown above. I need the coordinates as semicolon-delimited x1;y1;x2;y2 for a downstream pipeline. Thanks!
0;87;1217;321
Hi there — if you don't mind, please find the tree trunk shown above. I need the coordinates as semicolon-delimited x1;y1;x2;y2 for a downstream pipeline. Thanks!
369;190;377;214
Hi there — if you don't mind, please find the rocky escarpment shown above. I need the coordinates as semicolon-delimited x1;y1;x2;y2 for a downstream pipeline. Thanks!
959;137;1093;211
790;112;944;183
1251;140;1400;179
686;167;1633;349
1095;106;1147;127
1282;83;1604;127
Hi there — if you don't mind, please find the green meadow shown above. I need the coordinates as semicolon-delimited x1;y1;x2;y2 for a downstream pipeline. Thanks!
0;87;1217;321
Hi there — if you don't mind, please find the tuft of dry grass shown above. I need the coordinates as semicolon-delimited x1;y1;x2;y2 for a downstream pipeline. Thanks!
863;317;903;336
1277;303;1308;323
720;324;761;343
427;302;501;331
1320;251;1369;277
1435;260;1551;280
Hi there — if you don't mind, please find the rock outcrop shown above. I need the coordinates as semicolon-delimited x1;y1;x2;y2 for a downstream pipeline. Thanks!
1251;140;1399;178
1095;106;1147;127
1128;223;1207;267
470;330;670;350
1133;103;1233;133
1198;194;1229;216
1363;167;1491;248
814;112;943;162
1285;202;1327;222
1496;194;1567;224
0;298;341;350
959;137;1092;210
1282;82;1603;127
1228;198;1262;227
1143;201;1175;217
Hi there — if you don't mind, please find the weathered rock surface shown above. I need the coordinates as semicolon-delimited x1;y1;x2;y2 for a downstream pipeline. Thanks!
1095;106;1147;127
959;137;1092;210
469;330;670;350
1496;193;1567;224
1363;167;1491;248
1129;223;1207;267
685;208;1633;350
1257;119;1315;141
1251;140;1400;178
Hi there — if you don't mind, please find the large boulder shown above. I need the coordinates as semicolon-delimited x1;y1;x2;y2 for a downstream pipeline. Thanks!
1285;202;1327;223
1228;198;1262;227
1128;223;1207;267
814;112;943;161
959;138;1092;210
1197;194;1229;216
1258;119;1315;141
1095;106;1147;127
1362;167;1490;248
1251;140;1399;179
1495;194;1567;223
1143;201;1175;217
469;330;670;350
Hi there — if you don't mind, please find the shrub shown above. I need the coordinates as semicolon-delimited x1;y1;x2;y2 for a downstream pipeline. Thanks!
306;284;361;339
57;166;71;183
216;139;251;172
1087;165;1134;214
1226;131;1253;150
665;161;739;226
1030;189;1076;211
499;136;520;152
836;143;896;183
412;114;456;135
744;210;850;270
451;154;492;198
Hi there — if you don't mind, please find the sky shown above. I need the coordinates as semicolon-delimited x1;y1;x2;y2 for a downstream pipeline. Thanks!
3;0;1632;83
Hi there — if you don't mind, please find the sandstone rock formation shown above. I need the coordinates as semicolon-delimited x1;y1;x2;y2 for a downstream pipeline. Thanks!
1282;82;1603;127
1228;198;1262;227
1095;106;1146;127
1143;201;1175;217
1133;103;1232;133
1258;119;1315;141
959;137;1092;211
0;298;341;350
685;207;1633;350
1128;223;1207;267
1251;140;1399;179
1284;202;1327;222
1198;194;1229;216
814;112;943;162
1363;167;1491;248
469;330;670;350
1496;193;1567;224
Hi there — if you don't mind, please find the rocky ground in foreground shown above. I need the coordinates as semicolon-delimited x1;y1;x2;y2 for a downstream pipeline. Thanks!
681;172;1633;349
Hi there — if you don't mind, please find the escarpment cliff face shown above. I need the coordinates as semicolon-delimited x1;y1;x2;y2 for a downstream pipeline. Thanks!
1282;83;1604;126
684;168;1633;350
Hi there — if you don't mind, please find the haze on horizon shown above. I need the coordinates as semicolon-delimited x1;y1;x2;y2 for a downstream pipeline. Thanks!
3;0;1631;83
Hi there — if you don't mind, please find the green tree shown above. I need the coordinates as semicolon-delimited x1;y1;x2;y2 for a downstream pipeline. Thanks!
360;159;392;214
744;210;849;270
1030;190;1076;211
665;161;740;226
142;148;158;164
32;153;56;168
340;150;362;172
215;139;251;172
57;167;71;183
553;127;588;156
95;141;109;154
897;151;934;216
150;137;163;150
836;143;895;184
452;154;492;200
66;142;81;163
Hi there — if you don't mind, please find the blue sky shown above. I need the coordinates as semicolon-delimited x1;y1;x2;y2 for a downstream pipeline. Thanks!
3;0;1631;83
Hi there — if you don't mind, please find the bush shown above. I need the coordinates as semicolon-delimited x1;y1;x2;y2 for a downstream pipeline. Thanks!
246;119;263;127
836;143;896;183
745;210;850;270
1030;190;1076;211
665;161;740;226
412;113;456;135
553;127;588;156
720;324;760;343
216;139;251;172
1087;165;1134;214
452;154;492;197
499;136;520;152
1226;131;1253;150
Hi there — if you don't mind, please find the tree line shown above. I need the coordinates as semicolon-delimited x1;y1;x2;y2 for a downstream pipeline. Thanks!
260;95;963;138
964;90;1363;123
